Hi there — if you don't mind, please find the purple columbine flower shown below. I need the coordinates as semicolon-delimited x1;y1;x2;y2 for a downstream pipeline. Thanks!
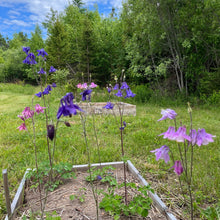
115;90;123;97
150;145;170;163
22;107;34;119
97;175;102;180
38;68;46;74
47;124;55;141
158;109;177;121
57;93;83;119
103;102;114;110
189;129;197;145
80;89;92;101
37;48;48;57
52;83;57;88
125;88;136;98
35;104;46;114
120;121;127;130
171;161;183;176
120;82;129;90
159;126;176;140
196;128;215;146
22;46;30;55
49;66;57;73
113;84;119;90
90;82;97;88
17;114;25;121
107;87;111;93
174;126;191;142
23;57;31;65
17;123;27;131
23;52;37;65
35;92;42;97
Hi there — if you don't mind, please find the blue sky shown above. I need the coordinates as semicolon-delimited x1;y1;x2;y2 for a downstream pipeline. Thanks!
0;0;123;39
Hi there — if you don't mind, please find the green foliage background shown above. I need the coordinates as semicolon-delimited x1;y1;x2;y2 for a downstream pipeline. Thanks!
0;0;219;100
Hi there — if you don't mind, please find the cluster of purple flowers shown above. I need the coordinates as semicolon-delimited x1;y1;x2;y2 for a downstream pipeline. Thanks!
35;83;57;98
22;47;57;76
151;109;215;176
57;93;84;119
77;82;98;101
103;82;136;110
114;82;136;99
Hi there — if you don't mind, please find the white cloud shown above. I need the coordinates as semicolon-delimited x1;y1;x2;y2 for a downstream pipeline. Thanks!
3;18;31;27
0;0;123;38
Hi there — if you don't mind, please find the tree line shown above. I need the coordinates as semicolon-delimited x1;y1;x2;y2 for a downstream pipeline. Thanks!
0;0;219;98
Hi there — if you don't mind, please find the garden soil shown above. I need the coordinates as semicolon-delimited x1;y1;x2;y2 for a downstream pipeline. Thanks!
15;167;173;220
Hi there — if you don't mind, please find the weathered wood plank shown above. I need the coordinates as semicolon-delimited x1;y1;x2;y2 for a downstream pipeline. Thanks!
3;169;11;219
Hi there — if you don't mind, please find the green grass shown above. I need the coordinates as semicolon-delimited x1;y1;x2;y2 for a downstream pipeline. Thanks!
0;83;219;219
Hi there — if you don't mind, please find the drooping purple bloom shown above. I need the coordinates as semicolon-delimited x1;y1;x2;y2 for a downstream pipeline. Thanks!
103;102;114;110
120;121;127;130
47;124;55;141
22;46;30;55
49;66;57;73
37;48;48;57
90;82;97;88
23;57;31;65
52;83;57;88
113;84;119;90
82;83;88;89
17;123;27;131
80;89;92;101
107;87;111;93
196;128;215;146
174;126;191;142
35;104;46;114
23;52;37;65
125;88;136;98
17;114;25;121
57;93;83;119
97;175;102;180
150;145;170;163
35;92;42;97
158;109;177;121
115;90;123;97
189;129;197;145
22;107;34;119
159;126;176;140
38;68;46;74
171;161;183;176
120;82;129;90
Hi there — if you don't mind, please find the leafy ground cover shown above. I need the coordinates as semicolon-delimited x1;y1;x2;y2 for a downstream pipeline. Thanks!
0;83;219;219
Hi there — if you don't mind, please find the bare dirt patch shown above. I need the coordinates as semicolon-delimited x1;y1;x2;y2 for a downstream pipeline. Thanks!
16;167;173;220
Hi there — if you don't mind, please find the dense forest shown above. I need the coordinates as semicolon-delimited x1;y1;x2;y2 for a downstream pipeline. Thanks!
0;0;219;100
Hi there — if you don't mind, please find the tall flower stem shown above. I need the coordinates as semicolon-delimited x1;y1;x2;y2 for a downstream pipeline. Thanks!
118;103;127;205
92;113;101;165
30;109;43;217
39;74;53;182
52;120;59;165
80;113;99;220
188;107;194;220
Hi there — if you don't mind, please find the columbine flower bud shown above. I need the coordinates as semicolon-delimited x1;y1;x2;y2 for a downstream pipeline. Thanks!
64;121;71;127
47;124;55;141
187;102;192;113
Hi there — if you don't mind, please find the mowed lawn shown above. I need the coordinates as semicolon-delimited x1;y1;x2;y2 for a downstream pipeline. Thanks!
0;83;219;218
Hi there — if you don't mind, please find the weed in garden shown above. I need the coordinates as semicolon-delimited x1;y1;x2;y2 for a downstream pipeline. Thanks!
99;182;153;219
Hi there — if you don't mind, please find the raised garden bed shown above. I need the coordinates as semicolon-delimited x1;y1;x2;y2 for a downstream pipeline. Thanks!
4;161;176;220
79;102;136;116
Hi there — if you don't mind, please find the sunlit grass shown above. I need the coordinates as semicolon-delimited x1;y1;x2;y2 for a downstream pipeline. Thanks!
0;83;219;218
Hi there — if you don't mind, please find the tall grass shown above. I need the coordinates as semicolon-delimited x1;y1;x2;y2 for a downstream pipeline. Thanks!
0;83;219;218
